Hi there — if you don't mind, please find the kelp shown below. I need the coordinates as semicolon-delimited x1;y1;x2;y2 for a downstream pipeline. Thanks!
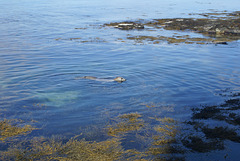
1;93;240;160
107;113;144;136
0;119;35;142
0;137;126;161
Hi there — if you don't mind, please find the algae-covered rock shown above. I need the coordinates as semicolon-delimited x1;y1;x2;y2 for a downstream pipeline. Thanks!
104;11;240;45
150;18;240;36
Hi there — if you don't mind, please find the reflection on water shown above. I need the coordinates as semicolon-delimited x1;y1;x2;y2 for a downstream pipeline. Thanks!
0;0;240;160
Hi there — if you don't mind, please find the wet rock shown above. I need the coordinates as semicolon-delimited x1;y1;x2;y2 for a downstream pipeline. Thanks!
149;18;240;37
228;11;240;17
103;11;240;45
105;22;144;30
126;35;217;45
212;41;228;45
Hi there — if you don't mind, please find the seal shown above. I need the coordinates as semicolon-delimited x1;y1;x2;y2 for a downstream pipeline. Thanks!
75;76;126;83
113;76;126;82
82;76;97;80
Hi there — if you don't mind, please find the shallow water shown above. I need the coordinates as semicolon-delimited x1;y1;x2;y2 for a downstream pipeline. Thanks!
0;0;240;160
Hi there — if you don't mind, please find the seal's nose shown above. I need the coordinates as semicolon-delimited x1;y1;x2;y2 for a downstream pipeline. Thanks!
122;78;126;82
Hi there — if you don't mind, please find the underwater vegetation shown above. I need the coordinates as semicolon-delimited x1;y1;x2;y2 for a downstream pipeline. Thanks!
184;95;240;152
107;113;144;136
55;37;107;43
0;119;35;142
0;93;240;160
1;137;128;161
126;35;224;45
0;112;183;160
192;98;240;126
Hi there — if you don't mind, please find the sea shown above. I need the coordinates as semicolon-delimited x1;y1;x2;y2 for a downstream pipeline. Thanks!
0;0;240;160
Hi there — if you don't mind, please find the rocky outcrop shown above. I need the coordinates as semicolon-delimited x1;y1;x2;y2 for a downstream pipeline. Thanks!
104;22;144;30
147;17;240;37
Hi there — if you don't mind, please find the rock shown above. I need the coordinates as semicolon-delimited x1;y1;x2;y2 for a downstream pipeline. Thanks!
117;22;144;30
212;41;228;45
104;11;240;44
150;17;240;36
105;22;144;30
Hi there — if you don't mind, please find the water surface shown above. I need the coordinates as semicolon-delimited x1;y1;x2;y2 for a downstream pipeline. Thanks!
0;0;240;160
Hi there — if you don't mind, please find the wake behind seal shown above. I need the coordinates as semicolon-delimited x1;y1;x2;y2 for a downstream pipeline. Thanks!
75;76;126;83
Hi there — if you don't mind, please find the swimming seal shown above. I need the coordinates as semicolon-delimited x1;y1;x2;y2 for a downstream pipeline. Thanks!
113;76;126;82
75;76;126;83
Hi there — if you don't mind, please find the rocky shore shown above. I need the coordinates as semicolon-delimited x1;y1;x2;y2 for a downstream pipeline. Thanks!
148;17;240;36
104;11;240;45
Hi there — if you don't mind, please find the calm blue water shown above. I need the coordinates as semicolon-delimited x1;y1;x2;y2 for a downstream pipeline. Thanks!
1;0;240;159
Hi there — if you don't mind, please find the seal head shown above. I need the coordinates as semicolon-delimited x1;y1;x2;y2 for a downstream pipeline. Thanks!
114;77;126;83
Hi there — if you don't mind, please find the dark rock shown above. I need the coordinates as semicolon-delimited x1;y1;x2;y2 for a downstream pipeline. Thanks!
213;41;228;45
